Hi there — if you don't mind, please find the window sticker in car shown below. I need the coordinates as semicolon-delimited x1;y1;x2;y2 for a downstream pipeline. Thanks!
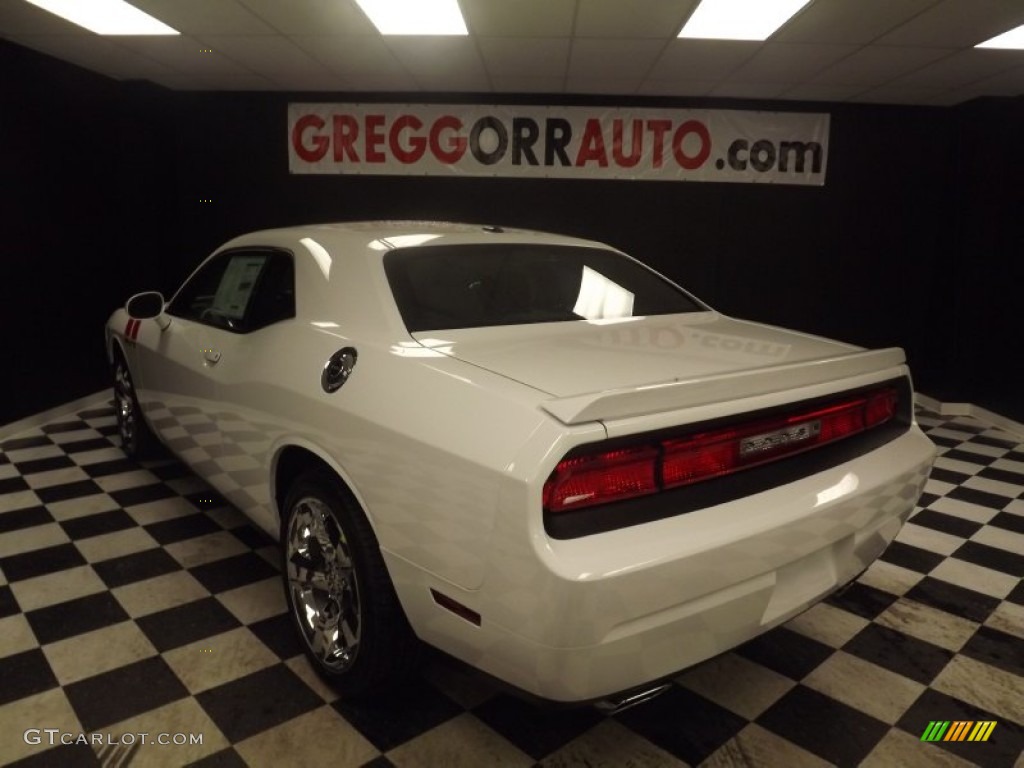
212;255;266;320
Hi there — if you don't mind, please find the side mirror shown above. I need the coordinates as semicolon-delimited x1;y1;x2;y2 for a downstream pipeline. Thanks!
126;291;170;330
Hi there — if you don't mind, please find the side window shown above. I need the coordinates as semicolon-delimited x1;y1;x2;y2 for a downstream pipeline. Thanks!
167;249;294;333
246;252;295;331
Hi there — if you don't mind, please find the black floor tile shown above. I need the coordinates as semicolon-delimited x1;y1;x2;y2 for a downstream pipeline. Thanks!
878;540;945;574
149;462;195;482
472;694;602;760
0;584;20;618
942;422;985;435
188;552;277;594
0;505;53;534
110;483;177;508
617;685;748;766
136;596;242;652
228;524;274;550
824;581;899;620
756;685;888;768
968;434;1018;449
332;677;463;751
1;435;53;451
78;458;139;478
929;467;971;486
41;421;88;435
92;547;182;589
947;486;1013;511
95;425;120;437
14;455;75;475
0;543;87;582
0;649;59;706
910;509;984;538
915;491;940;509
7;742;101;767
906;576;1002;623
897;688;1024;768
247;612;304;660
842;623;953;685
357;757;395;768
60;437;116;454
988;511;1024;534
197;665;322;744
0;475;31;495
26;591;129;645
952;541;1024;578
979;465;1024;486
184;748;248;768
34;480;104;505
59;510;137;541
928;434;961;449
942;448;995;467
79;407;115;420
144;513;221;545
959;625;1024;677
64;656;190;732
736;626;833;680
1006;579;1024;606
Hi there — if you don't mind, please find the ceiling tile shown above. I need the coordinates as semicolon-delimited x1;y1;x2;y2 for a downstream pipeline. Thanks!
564;75;643;94
0;0;90;35
477;37;570;78
149;72;276;90
709;81;793;99
131;0;274;35
729;42;859;83
650;39;761;81
851;84;950;103
4;34;175;79
490;75;565;93
384;37;486;79
637;78;717;96
460;0;576;37
568;39;666;79
342;71;420;91
775;0;942;45
779;82;866;101
267;71;354;91
292;35;407;75
412;70;491;91
892;48;1023;88
237;0;375;35
198;35;333;76
114;35;254;75
969;65;1024;95
811;45;953;85
877;0;1024;47
574;0;698;39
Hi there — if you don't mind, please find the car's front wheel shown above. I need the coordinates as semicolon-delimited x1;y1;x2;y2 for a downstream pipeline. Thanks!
113;352;157;459
282;471;419;696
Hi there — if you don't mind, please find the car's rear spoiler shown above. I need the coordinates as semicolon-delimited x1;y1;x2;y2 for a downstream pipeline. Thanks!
540;347;907;425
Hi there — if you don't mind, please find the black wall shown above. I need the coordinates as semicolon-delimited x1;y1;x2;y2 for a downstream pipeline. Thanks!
1;38;1020;425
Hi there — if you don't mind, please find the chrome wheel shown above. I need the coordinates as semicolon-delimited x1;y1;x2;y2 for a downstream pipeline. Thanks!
286;496;361;671
114;360;136;450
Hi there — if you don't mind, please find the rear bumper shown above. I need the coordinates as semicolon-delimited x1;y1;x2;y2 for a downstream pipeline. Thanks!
445;426;934;702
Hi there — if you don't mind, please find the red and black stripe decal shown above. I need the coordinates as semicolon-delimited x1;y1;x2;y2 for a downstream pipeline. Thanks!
124;319;141;342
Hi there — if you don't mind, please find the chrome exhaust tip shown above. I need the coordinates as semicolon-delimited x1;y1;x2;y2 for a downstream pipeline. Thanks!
593;683;672;715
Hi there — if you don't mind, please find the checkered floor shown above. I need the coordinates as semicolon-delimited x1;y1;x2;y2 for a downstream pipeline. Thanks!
0;400;1021;768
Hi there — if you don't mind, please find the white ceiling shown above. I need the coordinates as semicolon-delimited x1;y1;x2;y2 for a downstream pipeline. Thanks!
2;0;1023;105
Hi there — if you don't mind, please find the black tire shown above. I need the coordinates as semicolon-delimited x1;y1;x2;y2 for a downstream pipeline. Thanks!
112;350;158;460
281;470;420;696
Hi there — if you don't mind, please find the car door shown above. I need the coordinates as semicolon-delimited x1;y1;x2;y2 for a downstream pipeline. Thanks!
175;248;297;517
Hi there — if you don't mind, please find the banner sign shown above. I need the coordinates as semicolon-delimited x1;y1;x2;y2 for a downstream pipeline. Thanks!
288;103;830;186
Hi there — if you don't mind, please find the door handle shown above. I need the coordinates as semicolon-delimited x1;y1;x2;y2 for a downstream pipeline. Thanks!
203;349;221;364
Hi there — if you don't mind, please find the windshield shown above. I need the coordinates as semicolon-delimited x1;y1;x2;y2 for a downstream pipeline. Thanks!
384;243;705;332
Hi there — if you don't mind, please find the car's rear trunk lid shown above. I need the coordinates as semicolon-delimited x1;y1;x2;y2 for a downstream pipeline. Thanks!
412;313;905;424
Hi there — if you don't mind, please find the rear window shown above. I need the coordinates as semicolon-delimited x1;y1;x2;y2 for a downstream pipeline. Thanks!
384;244;705;333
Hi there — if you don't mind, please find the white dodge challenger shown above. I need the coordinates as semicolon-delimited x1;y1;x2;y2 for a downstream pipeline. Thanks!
105;221;935;707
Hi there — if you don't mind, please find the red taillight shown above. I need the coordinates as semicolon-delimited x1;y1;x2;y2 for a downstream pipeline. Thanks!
543;386;899;513
542;445;658;513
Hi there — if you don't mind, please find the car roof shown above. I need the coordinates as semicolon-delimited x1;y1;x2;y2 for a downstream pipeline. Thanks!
221;221;612;255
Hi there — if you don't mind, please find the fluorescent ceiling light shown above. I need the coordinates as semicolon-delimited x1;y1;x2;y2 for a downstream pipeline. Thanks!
24;0;179;35
354;0;468;35
679;0;810;41
976;23;1024;49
